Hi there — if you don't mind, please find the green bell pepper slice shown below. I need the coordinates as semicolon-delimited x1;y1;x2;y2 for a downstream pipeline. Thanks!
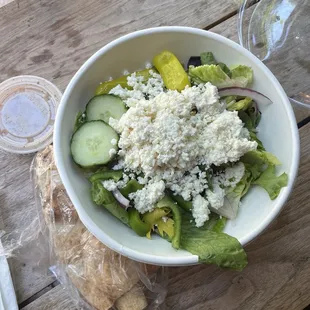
119;179;143;198
128;209;152;237
156;196;182;249
91;181;129;225
89;170;123;183
170;194;192;213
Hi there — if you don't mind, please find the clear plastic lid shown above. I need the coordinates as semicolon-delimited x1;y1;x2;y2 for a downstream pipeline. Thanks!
238;0;310;108
0;76;62;154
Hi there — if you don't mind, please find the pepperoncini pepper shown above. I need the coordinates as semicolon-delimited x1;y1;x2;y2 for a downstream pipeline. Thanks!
95;68;153;95
152;50;190;91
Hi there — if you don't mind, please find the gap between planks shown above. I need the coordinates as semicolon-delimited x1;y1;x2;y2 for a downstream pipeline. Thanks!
19;280;59;309
19;0;310;308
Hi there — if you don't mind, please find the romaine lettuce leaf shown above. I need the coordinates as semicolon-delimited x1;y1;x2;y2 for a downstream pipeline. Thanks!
241;150;281;167
180;212;247;270
227;97;252;111
252;165;288;200
220;183;245;219
200;52;217;65
200;52;232;77
189;64;253;88
231;65;254;85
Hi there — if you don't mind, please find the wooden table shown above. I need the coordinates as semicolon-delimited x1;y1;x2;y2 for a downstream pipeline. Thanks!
1;1;310;309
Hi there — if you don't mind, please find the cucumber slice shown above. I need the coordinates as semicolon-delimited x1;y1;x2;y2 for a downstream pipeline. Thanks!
86;94;126;123
71;121;119;167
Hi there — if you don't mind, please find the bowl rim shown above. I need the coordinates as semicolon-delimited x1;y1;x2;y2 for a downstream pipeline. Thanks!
54;26;300;266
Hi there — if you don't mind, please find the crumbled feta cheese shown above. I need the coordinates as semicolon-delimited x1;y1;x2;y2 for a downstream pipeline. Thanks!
198;110;256;166
218;162;245;187
112;160;124;170
102;180;117;191
162;216;168;223
206;184;225;210
192;195;210;227
102;173;129;191
108;77;257;226
109;71;164;107
111;138;117;146
128;180;165;214
168;167;208;201
145;62;152;69
109;148;116;158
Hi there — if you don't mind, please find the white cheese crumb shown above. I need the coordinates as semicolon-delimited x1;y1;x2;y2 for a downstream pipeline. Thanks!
109;148;116;158
128;180;165;214
145;62;152;69
162;216;168;223
109;71;164;108
192;195;210;227
218;162;245;187
107;76;257;222
101;180;117;191
101;173;129;191
111;138;117;146
206;184;225;210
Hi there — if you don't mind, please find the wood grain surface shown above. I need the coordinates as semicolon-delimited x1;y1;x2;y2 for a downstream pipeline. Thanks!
0;0;309;309
0;0;241;305
210;2;310;123
20;123;310;310
22;285;77;310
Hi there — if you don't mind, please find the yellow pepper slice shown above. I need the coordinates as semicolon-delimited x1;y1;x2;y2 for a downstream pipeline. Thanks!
95;68;153;95
153;50;190;91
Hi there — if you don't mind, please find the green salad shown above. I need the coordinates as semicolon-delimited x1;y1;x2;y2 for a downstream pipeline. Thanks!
71;50;288;270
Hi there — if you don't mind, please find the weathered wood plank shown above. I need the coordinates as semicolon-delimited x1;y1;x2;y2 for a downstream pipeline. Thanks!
165;122;310;310
210;3;310;123
20;122;310;310
0;0;242;304
22;285;77;310
0;150;55;303
1;0;309;308
0;0;239;92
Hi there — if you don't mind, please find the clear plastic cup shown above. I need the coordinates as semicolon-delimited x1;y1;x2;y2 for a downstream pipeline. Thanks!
238;0;310;109
0;76;62;153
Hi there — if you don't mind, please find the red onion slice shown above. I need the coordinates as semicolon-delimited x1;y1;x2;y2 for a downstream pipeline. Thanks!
112;189;130;209
218;87;273;105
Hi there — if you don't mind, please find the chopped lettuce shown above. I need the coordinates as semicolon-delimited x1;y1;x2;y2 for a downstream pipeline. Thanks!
240;150;287;200
231;65;254;85
241;150;281;167
189;64;253;88
180;212;247;270
249;131;265;151
200;52;232;77
215;183;246;220
218;63;232;78
238;103;264;150
253;165;288;200
227;97;252;111
200;52;217;65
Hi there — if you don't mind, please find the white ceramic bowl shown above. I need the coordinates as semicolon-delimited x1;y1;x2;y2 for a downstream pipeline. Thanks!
54;26;300;266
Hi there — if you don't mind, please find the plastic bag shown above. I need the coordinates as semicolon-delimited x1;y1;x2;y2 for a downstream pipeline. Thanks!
1;146;167;310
